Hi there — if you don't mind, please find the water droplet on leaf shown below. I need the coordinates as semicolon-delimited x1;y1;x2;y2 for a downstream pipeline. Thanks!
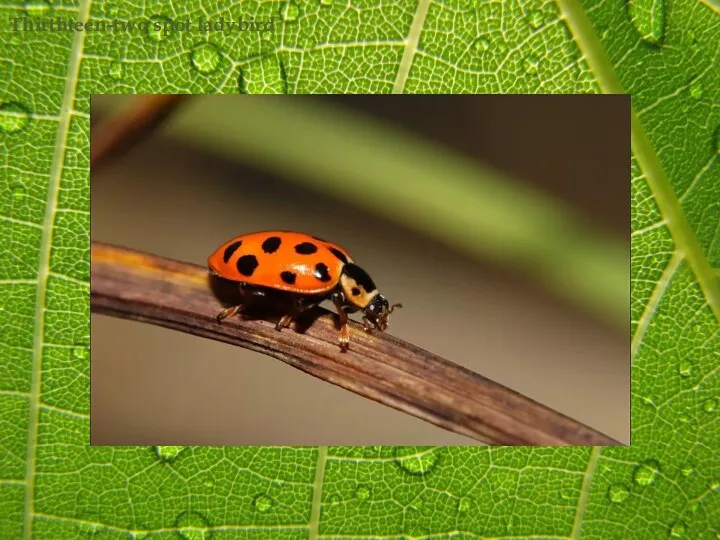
154;446;185;461
24;0;51;17
634;460;660;486
628;0;665;45
527;10;544;29
633;459;660;486
191;43;221;74
608;484;629;503
681;465;694;477
238;55;287;94
281;1;299;21
355;485;371;500
457;497;472;512
327;493;341;504
689;79;703;100
0;102;30;134
175;511;211;540
702;398;717;412
147;15;174;42
108;61;124;80
89;531;119;540
474;38;489;53
78;522;99;534
11;183;26;200
253;494;274;512
678;361;692;377
669;521;687;537
72;346;89;360
394;446;444;476
524;55;540;73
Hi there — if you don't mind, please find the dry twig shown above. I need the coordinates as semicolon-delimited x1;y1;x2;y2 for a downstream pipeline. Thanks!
90;95;187;169
91;242;622;446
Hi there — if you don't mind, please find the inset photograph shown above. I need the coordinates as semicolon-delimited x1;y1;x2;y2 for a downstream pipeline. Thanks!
90;95;629;446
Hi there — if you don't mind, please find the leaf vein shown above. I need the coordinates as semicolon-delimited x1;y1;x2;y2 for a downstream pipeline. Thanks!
631;251;684;360
570;447;601;540
631;112;720;322
22;0;91;538
392;0;431;94
308;446;328;540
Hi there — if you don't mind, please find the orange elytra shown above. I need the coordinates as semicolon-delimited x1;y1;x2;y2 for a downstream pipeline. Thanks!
208;230;402;351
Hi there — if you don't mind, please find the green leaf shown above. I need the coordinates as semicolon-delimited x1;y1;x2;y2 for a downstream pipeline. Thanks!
2;0;719;539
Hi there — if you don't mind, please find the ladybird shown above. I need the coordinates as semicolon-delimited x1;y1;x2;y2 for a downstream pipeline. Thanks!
208;230;402;351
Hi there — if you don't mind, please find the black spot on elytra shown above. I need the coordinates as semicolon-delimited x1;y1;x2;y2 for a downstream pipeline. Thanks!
343;263;376;292
262;236;282;254
351;287;361;296
294;242;318;255
280;271;297;284
329;247;348;264
314;262;331;282
236;254;259;277
223;240;242;263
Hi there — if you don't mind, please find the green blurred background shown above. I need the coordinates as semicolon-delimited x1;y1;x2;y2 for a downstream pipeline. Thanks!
90;95;629;445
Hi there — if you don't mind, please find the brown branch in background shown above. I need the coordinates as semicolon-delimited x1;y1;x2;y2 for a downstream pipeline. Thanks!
90;242;622;446
90;95;187;170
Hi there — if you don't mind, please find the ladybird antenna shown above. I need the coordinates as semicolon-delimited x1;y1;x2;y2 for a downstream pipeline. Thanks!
378;302;402;330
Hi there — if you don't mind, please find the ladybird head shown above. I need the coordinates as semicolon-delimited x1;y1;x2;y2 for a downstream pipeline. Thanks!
363;294;403;332
339;263;402;331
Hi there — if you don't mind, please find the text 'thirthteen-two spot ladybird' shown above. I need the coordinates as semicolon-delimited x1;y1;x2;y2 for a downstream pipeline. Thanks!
207;231;402;351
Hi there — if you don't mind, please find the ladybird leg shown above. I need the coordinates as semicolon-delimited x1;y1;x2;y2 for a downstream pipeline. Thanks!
216;284;266;323
331;292;350;352
275;297;316;332
362;317;373;333
337;310;350;351
217;304;242;323
275;314;293;331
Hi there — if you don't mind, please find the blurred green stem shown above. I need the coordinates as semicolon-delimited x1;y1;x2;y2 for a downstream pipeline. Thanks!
95;96;628;329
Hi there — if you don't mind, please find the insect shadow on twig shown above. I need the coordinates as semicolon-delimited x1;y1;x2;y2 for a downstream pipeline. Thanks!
207;274;326;334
